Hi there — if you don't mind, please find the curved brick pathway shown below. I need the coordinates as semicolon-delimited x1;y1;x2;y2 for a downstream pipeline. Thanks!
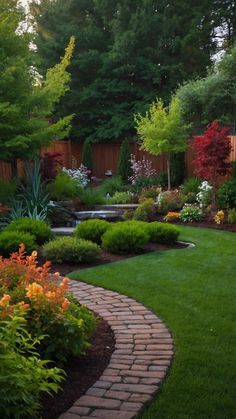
59;280;174;419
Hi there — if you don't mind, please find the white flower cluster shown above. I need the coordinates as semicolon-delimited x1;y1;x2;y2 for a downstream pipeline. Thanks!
196;181;213;207
62;164;90;188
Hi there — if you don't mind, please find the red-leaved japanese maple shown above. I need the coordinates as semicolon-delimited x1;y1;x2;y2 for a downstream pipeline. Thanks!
193;121;232;207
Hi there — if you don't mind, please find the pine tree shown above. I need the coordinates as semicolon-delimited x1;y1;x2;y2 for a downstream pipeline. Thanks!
117;139;132;182
82;139;93;171
30;0;220;142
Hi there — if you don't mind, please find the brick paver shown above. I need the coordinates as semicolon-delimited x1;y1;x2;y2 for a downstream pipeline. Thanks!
58;280;174;419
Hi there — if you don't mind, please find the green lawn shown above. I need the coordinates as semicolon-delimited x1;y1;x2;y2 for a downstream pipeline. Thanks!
69;226;236;419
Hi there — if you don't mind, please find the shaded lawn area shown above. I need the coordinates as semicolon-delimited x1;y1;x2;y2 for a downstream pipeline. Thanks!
69;226;236;419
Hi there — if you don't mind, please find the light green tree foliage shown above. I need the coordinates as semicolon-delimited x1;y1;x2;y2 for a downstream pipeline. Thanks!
0;0;75;175
135;97;190;190
176;43;236;132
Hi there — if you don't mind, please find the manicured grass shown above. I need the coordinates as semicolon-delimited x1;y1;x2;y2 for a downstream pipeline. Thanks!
69;226;236;419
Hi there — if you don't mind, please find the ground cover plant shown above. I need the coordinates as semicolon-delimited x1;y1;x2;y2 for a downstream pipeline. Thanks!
69;226;236;419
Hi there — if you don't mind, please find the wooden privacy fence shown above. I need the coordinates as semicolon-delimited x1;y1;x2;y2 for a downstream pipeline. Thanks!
1;136;236;180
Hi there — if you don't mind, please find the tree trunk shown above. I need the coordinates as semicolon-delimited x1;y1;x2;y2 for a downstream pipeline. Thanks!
167;156;171;190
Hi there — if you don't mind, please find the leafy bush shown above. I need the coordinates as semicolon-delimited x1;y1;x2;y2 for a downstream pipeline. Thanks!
217;179;236;209
47;171;81;200
102;221;149;254
74;219;111;244
133;198;156;221
179;205;203;222
79;187;106;206
157;190;185;212
227;208;236;224
123;209;135;220
99;176;124;196
146;222;180;243
0;246;96;364
139;186;161;201
5;218;53;245
0;179;17;205
181;177;201;196
107;191;132;204
0;306;64;419
40;152;62;182
43;236;101;263
0;231;36;257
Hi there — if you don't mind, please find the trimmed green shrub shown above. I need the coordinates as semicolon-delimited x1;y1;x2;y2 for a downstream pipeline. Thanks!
108;191;132;204
227;208;236;224
79;188;106;206
43;236;101;264
117;139;132;182
179;205;203;222
102;221;149;254
47;171;81;200
217;179;236;209
146;222;180;244
82;139;93;170
0;231;36;257
133;198;156;221
74;219;111;244
5;218;53;245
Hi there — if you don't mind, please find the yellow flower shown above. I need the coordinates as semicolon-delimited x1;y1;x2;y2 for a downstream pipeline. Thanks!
26;283;43;299
46;291;56;300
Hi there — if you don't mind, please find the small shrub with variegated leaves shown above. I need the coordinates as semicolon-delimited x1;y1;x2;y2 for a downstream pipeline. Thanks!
179;205;203;222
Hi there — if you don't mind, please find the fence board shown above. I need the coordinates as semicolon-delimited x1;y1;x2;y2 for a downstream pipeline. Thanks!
1;136;236;181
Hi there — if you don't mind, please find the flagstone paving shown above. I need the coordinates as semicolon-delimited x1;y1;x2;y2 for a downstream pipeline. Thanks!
58;280;174;419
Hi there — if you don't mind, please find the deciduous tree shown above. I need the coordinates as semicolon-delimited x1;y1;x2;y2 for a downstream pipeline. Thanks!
135;97;190;190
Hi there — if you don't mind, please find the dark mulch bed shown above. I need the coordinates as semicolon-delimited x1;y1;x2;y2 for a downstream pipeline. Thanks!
40;317;115;419
157;215;236;233
39;241;186;276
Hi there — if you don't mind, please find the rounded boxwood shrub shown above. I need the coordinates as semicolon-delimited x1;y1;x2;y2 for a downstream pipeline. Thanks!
102;221;149;254
5;218;53;245
0;231;36;257
74;219;111;244
43;236;101;264
146;222;180;244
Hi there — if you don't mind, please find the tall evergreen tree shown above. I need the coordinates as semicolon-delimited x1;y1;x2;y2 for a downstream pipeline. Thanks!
117;139;132;182
0;0;75;175
31;0;231;142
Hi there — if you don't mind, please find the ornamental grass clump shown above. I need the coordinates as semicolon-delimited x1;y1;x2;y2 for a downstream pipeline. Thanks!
102;221;149;254
5;218;53;245
43;236;101;264
0;245;96;364
74;219;111;244
146;222;180;244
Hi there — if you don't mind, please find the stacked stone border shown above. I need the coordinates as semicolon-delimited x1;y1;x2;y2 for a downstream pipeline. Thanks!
59;280;174;419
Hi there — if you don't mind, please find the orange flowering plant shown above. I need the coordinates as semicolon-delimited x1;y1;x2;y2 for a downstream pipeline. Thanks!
0;245;96;364
163;212;180;222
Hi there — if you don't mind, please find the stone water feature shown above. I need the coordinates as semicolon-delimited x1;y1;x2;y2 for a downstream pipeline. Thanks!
73;209;121;224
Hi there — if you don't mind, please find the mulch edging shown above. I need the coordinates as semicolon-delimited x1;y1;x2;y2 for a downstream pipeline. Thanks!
58;280;174;419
